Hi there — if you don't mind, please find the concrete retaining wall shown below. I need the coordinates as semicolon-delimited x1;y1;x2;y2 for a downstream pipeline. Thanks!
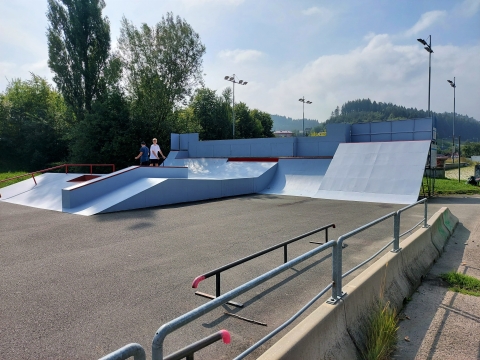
258;207;458;360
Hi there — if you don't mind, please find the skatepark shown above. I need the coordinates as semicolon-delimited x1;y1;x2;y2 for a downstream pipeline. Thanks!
3;117;475;359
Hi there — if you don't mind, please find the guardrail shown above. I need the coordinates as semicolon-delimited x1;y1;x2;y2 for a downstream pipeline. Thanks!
0;164;116;187
100;330;230;360
102;199;429;360
192;224;335;307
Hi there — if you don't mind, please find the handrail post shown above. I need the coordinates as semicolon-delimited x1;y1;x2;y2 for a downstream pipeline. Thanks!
216;273;221;298
90;165;93;174
325;227;328;244
31;174;37;185
328;240;343;304
283;245;287;263
392;213;401;252
423;200;428;228
66;165;68;174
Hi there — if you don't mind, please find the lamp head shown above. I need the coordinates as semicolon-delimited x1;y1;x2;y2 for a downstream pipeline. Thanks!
424;46;433;53
238;80;243;84
417;38;427;46
224;76;229;80
306;101;312;104
242;82;248;85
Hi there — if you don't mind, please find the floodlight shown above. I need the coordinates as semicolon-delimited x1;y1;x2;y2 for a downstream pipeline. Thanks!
307;101;312;104
424;46;433;53
417;38;427;46
239;80;243;84
243;82;248;85
224;76;229;80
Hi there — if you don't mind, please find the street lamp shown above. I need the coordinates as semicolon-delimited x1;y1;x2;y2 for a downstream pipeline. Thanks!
224;74;248;139
417;36;433;117
447;78;456;163
298;96;312;137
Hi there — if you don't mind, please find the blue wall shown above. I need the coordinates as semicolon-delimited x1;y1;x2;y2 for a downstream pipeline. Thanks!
171;119;433;158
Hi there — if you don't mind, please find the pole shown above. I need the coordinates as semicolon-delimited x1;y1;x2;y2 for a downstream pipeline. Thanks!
232;75;235;139
302;97;305;137
458;136;461;183
428;44;431;117
453;77;456;163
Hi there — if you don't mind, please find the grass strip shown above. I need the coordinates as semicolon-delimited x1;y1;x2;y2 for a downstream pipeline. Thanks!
440;271;480;296
362;301;399;360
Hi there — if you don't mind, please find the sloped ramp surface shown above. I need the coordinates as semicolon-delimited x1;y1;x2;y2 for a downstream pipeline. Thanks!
260;159;331;197
314;141;431;204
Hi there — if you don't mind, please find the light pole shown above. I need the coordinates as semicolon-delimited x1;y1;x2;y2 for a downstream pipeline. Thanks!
298;96;312;137
417;36;433;117
224;74;248;139
447;77;456;163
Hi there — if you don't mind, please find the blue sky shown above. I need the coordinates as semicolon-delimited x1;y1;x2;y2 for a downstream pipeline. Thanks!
1;0;479;123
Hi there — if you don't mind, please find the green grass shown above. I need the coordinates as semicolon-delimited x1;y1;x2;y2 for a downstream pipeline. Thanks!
440;271;480;296
0;171;33;189
422;177;480;195
362;301;399;360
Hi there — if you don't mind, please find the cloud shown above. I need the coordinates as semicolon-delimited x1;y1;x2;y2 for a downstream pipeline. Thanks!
454;0;480;17
301;6;334;22
404;10;447;37
250;34;480;122
218;49;264;64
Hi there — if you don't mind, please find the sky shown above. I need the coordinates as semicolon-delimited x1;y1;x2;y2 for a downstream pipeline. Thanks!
1;0;480;123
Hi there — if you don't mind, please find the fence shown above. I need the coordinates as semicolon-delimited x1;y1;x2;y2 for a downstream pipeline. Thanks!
101;199;428;360
0;163;116;187
192;224;335;307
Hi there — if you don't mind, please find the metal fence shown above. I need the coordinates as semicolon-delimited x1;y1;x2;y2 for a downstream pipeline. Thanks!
101;199;428;360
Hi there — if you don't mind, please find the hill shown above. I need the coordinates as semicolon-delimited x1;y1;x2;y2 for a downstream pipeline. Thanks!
270;114;321;132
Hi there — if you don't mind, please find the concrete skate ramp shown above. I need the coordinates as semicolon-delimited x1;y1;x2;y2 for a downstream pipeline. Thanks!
314;141;431;204
260;158;331;197
63;160;277;215
0;173;107;212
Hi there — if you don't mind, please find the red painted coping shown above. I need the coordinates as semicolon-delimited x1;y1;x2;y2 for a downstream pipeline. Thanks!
228;157;279;162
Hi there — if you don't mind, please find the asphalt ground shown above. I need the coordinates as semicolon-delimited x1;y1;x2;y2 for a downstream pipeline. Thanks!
0;195;450;360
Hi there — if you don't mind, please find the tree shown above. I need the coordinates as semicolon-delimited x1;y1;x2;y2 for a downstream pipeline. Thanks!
117;13;206;147
46;0;111;120
250;109;274;138
235;102;263;139
0;74;70;171
191;88;231;140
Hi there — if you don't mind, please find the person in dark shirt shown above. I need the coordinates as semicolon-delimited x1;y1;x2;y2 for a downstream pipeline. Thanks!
135;141;150;166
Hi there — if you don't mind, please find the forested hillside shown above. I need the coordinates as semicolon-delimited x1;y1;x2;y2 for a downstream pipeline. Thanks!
270;114;321;132
326;99;480;142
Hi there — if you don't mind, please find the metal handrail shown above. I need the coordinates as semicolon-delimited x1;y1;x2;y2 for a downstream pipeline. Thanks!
163;330;230;360
192;224;335;302
234;282;334;359
0;163;116;187
152;241;337;360
98;343;146;360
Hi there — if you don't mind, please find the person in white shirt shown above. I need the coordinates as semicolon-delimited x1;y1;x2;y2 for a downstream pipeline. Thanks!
149;138;165;166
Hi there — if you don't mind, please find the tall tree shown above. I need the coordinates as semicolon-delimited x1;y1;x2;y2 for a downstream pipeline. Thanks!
117;13;206;145
46;0;111;120
250;109;274;138
0;74;70;171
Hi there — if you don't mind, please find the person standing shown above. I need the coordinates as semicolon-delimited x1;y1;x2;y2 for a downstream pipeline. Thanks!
135;141;150;166
149;137;166;166
149;138;165;166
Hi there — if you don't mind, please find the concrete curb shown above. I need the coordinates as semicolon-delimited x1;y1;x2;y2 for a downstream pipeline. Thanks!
258;207;458;360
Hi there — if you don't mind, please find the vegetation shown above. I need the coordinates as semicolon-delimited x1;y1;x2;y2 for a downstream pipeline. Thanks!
440;271;480;296
47;0;111;120
0;1;275;174
362;301;399;360
422;177;480;195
